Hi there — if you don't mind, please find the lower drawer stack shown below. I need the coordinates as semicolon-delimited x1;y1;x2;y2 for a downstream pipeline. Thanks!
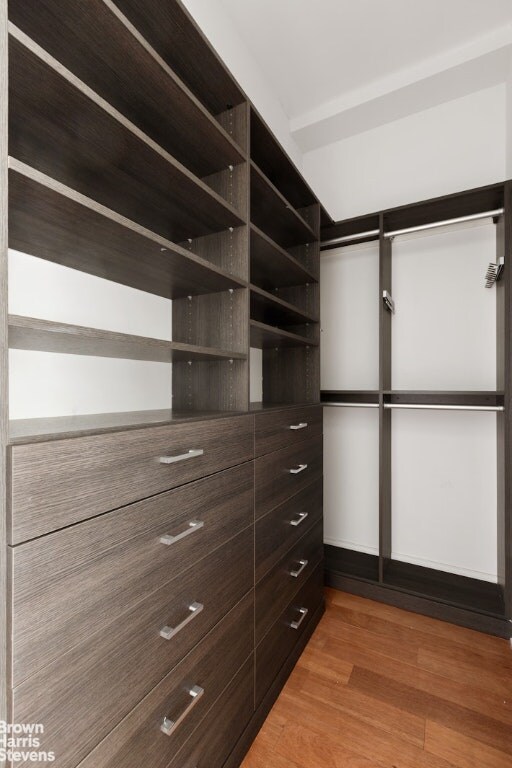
6;406;324;768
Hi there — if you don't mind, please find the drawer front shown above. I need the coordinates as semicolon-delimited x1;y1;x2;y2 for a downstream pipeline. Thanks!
72;593;254;768
254;405;322;457
256;478;322;582
10;414;254;543
256;519;323;644
13;533;254;768
11;462;253;686
168;655;254;768
255;435;323;520
256;564;324;706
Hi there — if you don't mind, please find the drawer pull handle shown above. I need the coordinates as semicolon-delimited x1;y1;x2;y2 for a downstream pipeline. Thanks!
290;607;308;630
289;422;308;430
160;685;204;736
290;512;308;527
160;602;204;640
289;559;308;578
289;464;308;474
160;520;204;546
159;448;204;465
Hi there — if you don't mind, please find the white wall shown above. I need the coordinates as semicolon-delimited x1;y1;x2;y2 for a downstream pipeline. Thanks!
507;61;512;176
304;85;506;220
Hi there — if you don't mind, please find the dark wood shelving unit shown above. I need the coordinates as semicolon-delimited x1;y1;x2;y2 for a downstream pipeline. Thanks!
250;320;317;349
9;315;246;363
8;1;246;179
250;224;317;289
250;162;316;248
9;161;246;300
9;29;245;244
321;182;512;638
250;284;317;327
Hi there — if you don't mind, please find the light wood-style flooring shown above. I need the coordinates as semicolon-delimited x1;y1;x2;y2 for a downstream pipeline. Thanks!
242;588;512;768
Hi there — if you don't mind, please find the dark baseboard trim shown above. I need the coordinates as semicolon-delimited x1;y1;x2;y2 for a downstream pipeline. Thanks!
223;600;325;768
326;569;512;639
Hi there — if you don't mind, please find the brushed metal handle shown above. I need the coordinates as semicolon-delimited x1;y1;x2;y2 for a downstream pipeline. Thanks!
160;602;204;640
290;512;308;527
160;685;204;736
159;448;204;464
289;422;308;430
289;559;308;578
160;519;204;546
290;607;308;630
289;464;308;474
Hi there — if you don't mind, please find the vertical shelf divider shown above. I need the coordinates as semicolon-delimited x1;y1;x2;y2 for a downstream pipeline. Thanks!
379;213;392;582
0;0;7;727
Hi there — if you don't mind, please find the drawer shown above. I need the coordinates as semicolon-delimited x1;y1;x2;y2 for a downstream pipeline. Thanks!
9;413;254;543
255;435;323;520
256;478;322;582
12;532;254;768
256;564;324;706
254;405;322;456
256;519;323;644
11;462;253;686
71;593;254;768
167;655;254;768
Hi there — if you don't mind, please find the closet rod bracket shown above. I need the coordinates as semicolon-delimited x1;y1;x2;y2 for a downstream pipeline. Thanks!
382;290;395;314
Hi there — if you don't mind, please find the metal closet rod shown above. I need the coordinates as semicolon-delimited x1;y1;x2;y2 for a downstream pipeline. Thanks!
384;403;504;412
321;229;380;247
384;209;504;239
323;402;379;408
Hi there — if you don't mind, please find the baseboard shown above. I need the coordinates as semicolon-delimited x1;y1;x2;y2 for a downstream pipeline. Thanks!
222;599;325;768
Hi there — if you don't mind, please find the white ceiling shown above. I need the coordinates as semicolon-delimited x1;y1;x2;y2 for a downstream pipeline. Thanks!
220;0;512;150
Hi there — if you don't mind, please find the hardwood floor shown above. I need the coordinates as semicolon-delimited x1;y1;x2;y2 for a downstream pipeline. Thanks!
242;588;512;768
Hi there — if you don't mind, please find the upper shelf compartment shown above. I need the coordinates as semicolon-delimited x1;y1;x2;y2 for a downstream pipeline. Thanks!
9;160;246;300
250;225;318;289
250;162;316;248
113;0;246;117
9;29;245;244
8;0;246;178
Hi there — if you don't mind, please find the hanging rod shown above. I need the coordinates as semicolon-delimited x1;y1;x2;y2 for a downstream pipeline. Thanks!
321;229;380;248
323;402;379;408
383;403;504;412
384;209;504;239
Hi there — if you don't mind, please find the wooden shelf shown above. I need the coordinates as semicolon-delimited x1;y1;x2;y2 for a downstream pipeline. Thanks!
114;0;246;117
9;161;246;300
250;162;316;248
8;408;244;445
250;225;317;290
9;315;247;363
9;29;245;244
321;391;380;404
383;391;503;407
250;284;317;327
250;320;317;349
9;3;246;178
250;108;318;210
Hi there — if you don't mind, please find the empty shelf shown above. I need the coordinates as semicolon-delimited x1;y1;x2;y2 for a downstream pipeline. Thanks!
9;0;246;178
9;29;245;244
250;162;316;248
250;320;317;349
9;315;247;363
250;284;317;326
9;161;246;300
250;225;318;290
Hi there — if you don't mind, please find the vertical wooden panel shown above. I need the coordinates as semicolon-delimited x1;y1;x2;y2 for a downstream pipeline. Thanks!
379;215;392;580
0;0;8;727
216;102;250;154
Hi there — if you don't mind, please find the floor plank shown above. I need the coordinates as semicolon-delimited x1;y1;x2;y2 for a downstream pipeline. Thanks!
241;590;512;768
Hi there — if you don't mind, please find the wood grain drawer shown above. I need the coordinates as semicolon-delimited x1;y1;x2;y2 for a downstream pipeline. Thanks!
256;564;324;706
167;655;254;768
9;413;254;543
256;478;323;582
256;519;323;644
11;462;253;687
254;405;322;457
255;435;323;520
72;593;254;768
12;532;254;768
